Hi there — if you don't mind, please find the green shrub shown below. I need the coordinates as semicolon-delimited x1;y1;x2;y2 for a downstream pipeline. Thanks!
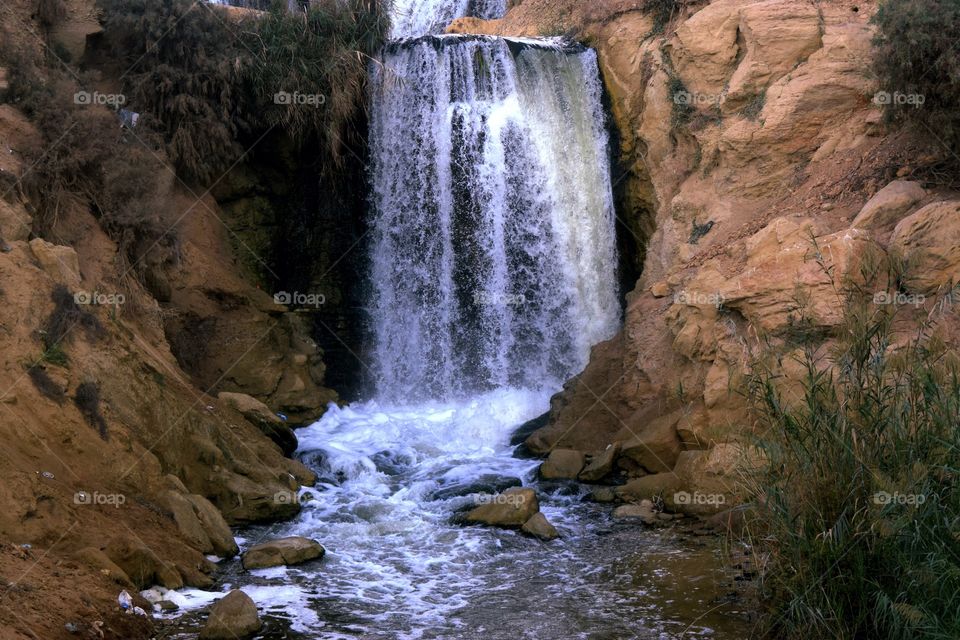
873;0;960;155
96;0;390;182
744;275;960;638
75;381;109;440
36;0;67;28
26;365;65;404
644;0;681;33
96;0;251;184
244;0;390;157
41;285;104;352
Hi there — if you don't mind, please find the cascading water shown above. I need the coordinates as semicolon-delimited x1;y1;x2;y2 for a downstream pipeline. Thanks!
368;35;620;401
390;0;507;39
169;6;750;640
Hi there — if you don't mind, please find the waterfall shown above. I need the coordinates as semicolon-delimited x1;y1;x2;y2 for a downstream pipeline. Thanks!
368;35;620;401
390;0;507;39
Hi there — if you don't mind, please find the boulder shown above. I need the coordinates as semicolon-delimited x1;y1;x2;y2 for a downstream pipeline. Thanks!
851;180;926;230
104;536;183;590
521;512;559;541
210;470;301;524
613;501;658;525
186;494;239;558
650;281;671;298
464;487;539;528
615;473;684;504
890;200;960;294
672;444;764;515
218;391;297;456
617;411;682;474
28;238;81;288
723;0;823;112
539;449;585;480
578;443;621;483
73;547;132;587
589;487;618;503
160;491;213;554
676;409;712;449
199;590;261;640
241;536;325;570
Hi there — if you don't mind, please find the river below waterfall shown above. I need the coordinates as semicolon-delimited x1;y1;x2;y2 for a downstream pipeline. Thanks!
157;4;754;637
164;390;751;639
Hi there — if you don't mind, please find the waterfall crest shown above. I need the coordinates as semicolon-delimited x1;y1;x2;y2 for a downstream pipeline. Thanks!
390;0;507;39
368;35;620;401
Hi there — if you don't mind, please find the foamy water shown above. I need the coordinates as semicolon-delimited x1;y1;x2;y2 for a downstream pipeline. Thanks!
166;390;749;639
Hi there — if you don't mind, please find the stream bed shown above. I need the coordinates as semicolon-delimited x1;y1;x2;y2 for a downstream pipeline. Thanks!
160;390;752;640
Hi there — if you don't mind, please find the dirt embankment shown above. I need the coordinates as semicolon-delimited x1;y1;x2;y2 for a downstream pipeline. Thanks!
0;2;339;637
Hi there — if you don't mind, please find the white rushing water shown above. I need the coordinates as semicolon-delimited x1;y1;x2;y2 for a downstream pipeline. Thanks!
368;35;620;401
390;0;507;39
160;8;753;640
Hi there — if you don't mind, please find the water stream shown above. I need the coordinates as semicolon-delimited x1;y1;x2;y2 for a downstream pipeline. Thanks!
165;5;752;639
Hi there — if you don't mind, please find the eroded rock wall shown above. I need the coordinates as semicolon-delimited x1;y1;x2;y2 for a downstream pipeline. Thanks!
450;0;960;504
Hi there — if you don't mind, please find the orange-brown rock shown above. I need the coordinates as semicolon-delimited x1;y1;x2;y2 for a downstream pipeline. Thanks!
890;200;960;294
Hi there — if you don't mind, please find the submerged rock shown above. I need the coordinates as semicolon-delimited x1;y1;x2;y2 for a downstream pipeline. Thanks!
521;512;559;541
430;475;522;501
199;590;261;639
241;536;325;570
464;487;539;528
539;449;586;480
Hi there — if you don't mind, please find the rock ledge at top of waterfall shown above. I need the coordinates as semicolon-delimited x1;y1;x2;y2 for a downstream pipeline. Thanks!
389;0;508;40
384;33;586;54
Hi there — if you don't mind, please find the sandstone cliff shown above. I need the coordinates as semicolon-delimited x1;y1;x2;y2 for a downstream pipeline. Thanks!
451;0;960;508
0;2;339;636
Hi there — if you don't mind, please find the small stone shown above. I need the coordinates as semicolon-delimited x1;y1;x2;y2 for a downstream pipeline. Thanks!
589;487;618;503
156;600;179;612
464;487;540;528
241;537;325;570
521;512;559;541
651;282;670;298
613;503;658;525
539;449;585;480
199;590;261;640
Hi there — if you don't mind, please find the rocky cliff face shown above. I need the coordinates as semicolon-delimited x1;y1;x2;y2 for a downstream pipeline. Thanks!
0;2;341;634
451;0;960;507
